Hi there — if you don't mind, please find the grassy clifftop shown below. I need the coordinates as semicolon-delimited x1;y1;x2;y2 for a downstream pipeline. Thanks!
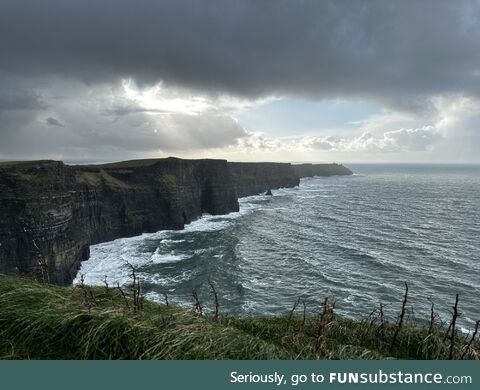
0;275;478;360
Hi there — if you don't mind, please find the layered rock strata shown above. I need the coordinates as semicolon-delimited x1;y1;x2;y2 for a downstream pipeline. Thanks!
0;158;352;284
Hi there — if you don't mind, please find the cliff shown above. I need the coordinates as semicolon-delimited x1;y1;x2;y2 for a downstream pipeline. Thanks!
292;163;353;177
0;158;238;284
0;158;352;285
228;162;299;197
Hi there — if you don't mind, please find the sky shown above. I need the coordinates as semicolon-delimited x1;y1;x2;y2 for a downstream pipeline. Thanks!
1;0;480;164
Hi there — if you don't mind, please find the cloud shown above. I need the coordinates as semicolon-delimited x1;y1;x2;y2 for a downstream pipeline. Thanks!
0;0;479;105
233;93;480;162
45;117;64;127
239;126;442;155
0;1;479;162
0;78;249;162
0;93;45;112
380;127;441;152
0;74;46;113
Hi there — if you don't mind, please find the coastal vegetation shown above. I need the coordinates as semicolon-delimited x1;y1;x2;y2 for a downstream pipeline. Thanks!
0;274;478;360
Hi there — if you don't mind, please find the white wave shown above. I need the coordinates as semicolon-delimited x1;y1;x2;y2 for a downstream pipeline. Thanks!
239;193;269;204
159;239;186;245
180;216;231;233
75;201;262;285
145;269;193;286
74;251;141;287
192;248;213;255
150;250;190;264
143;291;164;303
74;237;149;285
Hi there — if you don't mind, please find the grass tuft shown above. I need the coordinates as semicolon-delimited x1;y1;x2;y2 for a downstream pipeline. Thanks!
0;275;478;360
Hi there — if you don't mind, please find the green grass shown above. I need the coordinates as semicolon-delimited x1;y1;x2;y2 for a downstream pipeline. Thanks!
76;170;131;189
93;157;186;169
0;275;478;360
0;160;57;168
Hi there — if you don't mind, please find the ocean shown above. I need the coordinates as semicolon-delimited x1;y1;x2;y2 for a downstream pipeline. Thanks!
75;164;480;330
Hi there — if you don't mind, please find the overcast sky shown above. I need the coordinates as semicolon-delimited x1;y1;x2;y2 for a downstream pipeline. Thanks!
1;0;480;163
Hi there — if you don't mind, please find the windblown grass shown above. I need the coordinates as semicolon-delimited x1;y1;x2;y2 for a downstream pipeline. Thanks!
0;275;478;360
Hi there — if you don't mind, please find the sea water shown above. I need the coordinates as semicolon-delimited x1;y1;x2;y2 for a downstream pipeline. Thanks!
75;164;480;329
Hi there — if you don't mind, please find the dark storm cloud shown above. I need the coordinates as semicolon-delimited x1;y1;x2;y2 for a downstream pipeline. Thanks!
45;117;64;127
0;93;45;112
0;74;47;112
1;0;479;101
1;0;480;162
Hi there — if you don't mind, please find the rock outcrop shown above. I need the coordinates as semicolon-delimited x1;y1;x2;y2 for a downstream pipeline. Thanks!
0;158;352;285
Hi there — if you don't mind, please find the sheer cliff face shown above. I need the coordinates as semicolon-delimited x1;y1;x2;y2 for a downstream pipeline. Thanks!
0;161;89;284
0;158;351;285
0;158;239;285
228;162;300;198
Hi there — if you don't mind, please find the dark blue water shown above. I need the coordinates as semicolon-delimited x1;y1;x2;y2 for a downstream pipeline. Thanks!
76;164;480;330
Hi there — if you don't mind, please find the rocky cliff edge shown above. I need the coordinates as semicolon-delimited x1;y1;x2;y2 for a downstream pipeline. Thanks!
0;158;352;284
